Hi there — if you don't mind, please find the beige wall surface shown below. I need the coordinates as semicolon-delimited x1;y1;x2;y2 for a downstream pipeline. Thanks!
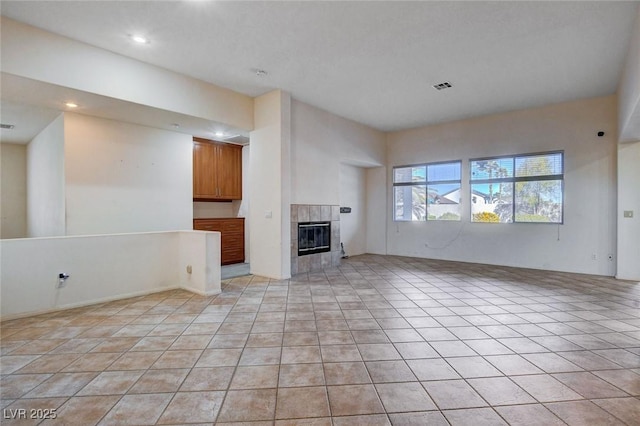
0;143;27;239
617;141;640;280
27;114;65;237
64;113;193;236
387;96;618;276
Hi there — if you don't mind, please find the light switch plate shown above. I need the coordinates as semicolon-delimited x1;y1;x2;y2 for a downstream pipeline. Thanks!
623;210;634;218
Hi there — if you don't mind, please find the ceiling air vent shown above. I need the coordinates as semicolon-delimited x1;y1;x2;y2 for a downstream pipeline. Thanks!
433;82;452;91
1;124;15;130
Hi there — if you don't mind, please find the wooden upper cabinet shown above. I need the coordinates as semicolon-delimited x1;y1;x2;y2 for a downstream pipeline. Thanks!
193;137;242;201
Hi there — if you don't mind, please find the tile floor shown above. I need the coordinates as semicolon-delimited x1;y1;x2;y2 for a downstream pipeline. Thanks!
1;254;639;425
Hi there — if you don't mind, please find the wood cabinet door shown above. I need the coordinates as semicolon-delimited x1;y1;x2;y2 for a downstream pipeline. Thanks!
193;141;217;198
216;143;242;200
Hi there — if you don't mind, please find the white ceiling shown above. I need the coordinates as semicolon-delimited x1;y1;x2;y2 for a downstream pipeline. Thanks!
0;74;249;145
0;1;638;133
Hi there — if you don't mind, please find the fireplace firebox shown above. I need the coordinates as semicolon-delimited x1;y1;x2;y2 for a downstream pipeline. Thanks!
298;222;331;256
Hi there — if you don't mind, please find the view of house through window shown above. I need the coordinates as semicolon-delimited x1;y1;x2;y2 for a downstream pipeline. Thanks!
393;161;462;221
470;151;564;223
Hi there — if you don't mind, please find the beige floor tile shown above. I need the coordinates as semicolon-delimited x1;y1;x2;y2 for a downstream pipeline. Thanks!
407;358;460;381
443;407;507;425
61;352;121;372
157;391;225;424
48;395;120;426
180;366;235;391
320;345;362;362
9;339;68;355
467;377;536;406
366;360;417;383
129;336;176;351
246;332;283;347
24;372;98;398
592;397;640;425
592;369;640;395
106;351;162;370
90;337;141;353
239;347;282;365
281;345;322;364
15;354;81;374
446;356;504;378
522;352;584;373
422;380;488;410
0;373;52;399
279;363;325;387
376;382;436;412
98;393;173;425
511;374;584;402
230;365;279;389
357;343;402;361
484;354;544;375
324;361;371;385
151;349;202;369
0;355;40;374
327;384;384;416
128;368;189;393
388;411;449;426
276;386;330;419
195;348;242;367
283;331;319;346
394;341;439;359
276;419;330;426
552;371;629;398
545;400;626;425
332;414;391;425
216;389;277;422
495;404;565;426
78;370;144;396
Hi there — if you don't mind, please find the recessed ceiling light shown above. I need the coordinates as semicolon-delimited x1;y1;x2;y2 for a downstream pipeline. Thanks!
65;102;78;108
215;131;225;137
130;34;149;44
1;123;15;130
255;69;268;77
171;123;180;129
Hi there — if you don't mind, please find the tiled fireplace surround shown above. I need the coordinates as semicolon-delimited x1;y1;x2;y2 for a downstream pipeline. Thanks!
291;204;341;275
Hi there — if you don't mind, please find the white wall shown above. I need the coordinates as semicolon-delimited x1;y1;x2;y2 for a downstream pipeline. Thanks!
366;166;388;255
64;113;193;235
291;100;386;205
339;164;367;256
387;96;618;276
27;114;65;237
1;17;253;131
0;230;221;320
617;141;640;280
0;143;27;238
618;7;640;143
250;91;291;279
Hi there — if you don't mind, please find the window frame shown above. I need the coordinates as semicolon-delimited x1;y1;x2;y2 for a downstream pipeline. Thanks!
393;159;462;222
469;150;564;224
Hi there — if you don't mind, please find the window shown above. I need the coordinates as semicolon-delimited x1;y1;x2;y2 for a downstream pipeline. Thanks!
394;161;461;221
470;151;563;223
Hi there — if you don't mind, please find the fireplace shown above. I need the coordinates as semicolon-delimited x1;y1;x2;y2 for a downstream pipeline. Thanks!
298;222;331;256
291;204;341;274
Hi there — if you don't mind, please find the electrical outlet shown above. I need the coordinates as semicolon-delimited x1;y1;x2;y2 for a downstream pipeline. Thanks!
186;265;192;274
591;254;597;261
624;210;634;218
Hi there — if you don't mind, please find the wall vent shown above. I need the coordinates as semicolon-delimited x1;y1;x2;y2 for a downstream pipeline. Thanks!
433;82;453;91
0;124;15;130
